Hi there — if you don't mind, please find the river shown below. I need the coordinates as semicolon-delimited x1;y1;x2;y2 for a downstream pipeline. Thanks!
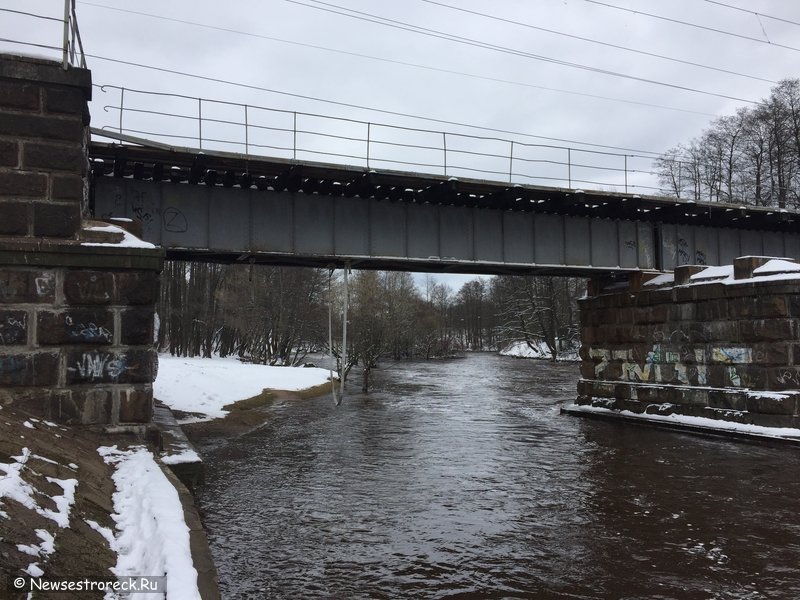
195;353;800;599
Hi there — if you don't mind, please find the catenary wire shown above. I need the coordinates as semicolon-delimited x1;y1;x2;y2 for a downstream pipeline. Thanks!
579;0;800;52
703;0;800;27
283;0;758;104
418;0;777;84
75;1;714;117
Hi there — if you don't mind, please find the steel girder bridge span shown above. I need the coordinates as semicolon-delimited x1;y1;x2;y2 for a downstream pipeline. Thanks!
90;143;800;276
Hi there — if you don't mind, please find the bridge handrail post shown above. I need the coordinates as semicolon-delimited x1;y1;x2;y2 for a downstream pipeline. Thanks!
366;122;371;169
567;148;572;188
624;154;628;193
198;98;203;150
508;141;514;183
61;0;70;69
293;112;297;161
118;87;125;135
442;132;447;177
244;104;249;159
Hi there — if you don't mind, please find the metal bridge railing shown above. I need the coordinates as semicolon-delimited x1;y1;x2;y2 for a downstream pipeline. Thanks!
95;84;667;194
0;0;86;70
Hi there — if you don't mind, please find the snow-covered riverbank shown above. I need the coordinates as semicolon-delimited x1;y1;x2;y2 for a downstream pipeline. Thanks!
154;355;333;421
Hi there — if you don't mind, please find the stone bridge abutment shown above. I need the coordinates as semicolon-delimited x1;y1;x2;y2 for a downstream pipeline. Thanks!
574;257;800;432
0;54;162;427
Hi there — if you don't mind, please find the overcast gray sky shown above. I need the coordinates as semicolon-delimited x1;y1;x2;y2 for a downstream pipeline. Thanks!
2;0;799;288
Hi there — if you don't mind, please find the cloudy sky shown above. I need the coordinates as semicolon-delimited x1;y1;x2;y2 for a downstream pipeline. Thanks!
2;0;799;287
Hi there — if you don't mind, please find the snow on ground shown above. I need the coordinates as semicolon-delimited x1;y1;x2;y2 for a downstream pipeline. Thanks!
0;444;78;579
154;355;332;420
567;404;800;441
500;340;552;360
99;445;201;600
500;341;580;362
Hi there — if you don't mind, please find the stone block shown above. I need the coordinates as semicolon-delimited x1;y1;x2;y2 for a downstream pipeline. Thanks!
38;309;114;345
0;80;40;111
758;296;790;318
0;269;55;303
739;319;797;343
0;171;47;197
50;388;112;425
675;286;694;303
617;399;645;413
115;271;160;305
745;392;799;416
734;256;773;280
648;289;674;305
0;352;58;386
65;349;156;385
119;388;153;423
52;174;84;200
0;139;18;167
576;379;593;396
33;202;80;238
0;112;83;142
751;343;791;366
64;271;113;305
121;307;155;346
580;361;596;379
767;367;800;390
44;86;87;117
674;265;706;285
693;283;726;301
0;201;28;235
727;297;758;319
790;295;800;319
0;309;27;345
737;365;767;388
670;302;696;322
23;140;85;173
695;299;727;321
708;390;747;411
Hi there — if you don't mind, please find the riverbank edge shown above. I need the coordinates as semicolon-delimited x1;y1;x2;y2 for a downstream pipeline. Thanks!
176;381;335;441
562;404;800;446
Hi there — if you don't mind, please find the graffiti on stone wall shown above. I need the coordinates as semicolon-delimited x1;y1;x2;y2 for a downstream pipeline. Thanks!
0;316;26;345
68;351;128;381
65;316;112;343
590;344;751;387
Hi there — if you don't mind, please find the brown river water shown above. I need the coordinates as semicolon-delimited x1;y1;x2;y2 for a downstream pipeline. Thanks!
195;353;800;599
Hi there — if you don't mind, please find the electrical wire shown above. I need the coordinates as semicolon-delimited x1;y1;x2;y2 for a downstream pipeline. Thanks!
579;0;800;53
418;0;777;84
75;1;714;117
284;0;758;104
703;0;800;28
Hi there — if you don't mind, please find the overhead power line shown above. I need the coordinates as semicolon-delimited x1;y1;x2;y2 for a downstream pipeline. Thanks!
83;52;670;156
284;0;757;104
419;0;777;84
580;0;800;53
76;1;714;117
703;0;800;28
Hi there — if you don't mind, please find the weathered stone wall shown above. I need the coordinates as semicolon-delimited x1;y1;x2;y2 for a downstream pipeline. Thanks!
0;53;163;426
577;257;800;429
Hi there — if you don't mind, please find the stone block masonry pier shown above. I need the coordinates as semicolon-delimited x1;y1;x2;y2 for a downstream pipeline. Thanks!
569;256;800;436
0;53;163;426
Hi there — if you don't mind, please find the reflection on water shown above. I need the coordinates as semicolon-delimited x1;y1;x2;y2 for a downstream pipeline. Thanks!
196;354;800;599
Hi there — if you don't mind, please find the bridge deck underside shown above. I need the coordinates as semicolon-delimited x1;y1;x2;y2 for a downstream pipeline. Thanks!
94;178;800;275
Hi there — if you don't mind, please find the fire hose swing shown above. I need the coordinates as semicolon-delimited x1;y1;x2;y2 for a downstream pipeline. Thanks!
327;261;350;406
